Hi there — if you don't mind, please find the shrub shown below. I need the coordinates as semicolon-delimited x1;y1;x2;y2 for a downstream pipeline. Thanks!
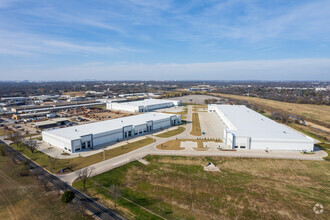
61;190;75;203
17;161;30;176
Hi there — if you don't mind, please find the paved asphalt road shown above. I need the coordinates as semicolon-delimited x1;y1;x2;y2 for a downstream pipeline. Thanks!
0;140;125;220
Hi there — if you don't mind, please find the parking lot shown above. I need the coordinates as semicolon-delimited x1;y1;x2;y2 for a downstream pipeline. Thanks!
171;94;226;104
198;111;226;139
155;106;184;113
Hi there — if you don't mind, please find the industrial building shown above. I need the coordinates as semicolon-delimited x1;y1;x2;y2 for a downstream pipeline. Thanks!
34;118;70;129
208;105;314;151
106;99;182;112
42;112;181;153
12;111;50;120
6;100;102;113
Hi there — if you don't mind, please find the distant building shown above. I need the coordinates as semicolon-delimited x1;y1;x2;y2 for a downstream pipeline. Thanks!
31;95;60;102
106;98;182;112
7;100;102;113
34;118;70;129
208;105;314;151
189;87;210;92
67;96;86;102
118;93;147;98
42;112;181;153
0;97;31;106
12;111;50;120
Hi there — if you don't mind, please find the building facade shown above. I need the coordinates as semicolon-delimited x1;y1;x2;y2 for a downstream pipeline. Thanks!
208;104;314;151
42;112;181;153
106;98;182;112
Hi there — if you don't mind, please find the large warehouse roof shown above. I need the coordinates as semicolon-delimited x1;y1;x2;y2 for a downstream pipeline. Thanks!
43;112;176;140
213;105;312;141
113;99;178;107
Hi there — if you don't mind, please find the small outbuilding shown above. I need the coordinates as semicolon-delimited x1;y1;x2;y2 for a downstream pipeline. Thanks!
204;162;220;172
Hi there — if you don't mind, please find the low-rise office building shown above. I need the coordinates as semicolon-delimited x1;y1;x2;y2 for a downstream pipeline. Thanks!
106;98;182;112
208;104;314;151
42;112;181;153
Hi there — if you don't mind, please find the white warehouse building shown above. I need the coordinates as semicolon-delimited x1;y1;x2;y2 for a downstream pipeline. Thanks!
208;105;314;151
42;112;181;153
106;98;182;112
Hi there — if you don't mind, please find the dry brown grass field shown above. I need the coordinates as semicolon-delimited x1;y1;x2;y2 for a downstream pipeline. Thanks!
74;155;330;220
215;93;330;127
0;151;91;220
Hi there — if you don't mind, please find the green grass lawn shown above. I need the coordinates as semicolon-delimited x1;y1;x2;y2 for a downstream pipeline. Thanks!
0;146;91;220
74;155;330;219
156;126;185;138
10;137;155;173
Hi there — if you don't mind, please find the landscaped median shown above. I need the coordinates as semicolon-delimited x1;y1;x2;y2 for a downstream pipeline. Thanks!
10;137;156;173
155;126;185;138
190;112;202;136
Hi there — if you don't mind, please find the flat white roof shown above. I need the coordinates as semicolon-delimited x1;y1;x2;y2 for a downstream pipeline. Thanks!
43;112;177;141
113;99;178;107
212;105;312;141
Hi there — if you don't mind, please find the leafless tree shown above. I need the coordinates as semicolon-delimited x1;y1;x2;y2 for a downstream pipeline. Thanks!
99;213;112;220
8;149;20;164
7;131;24;147
33;167;44;179
48;156;58;170
25;129;30;138
24;139;39;153
75;167;95;190
109;184;122;208
0;144;6;156
39;175;49;191
74;199;87;215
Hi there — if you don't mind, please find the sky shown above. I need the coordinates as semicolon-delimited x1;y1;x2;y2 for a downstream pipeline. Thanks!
0;0;329;81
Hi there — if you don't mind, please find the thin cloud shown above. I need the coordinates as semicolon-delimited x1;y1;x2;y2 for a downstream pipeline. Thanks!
0;0;329;80
0;29;143;56
2;59;329;81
